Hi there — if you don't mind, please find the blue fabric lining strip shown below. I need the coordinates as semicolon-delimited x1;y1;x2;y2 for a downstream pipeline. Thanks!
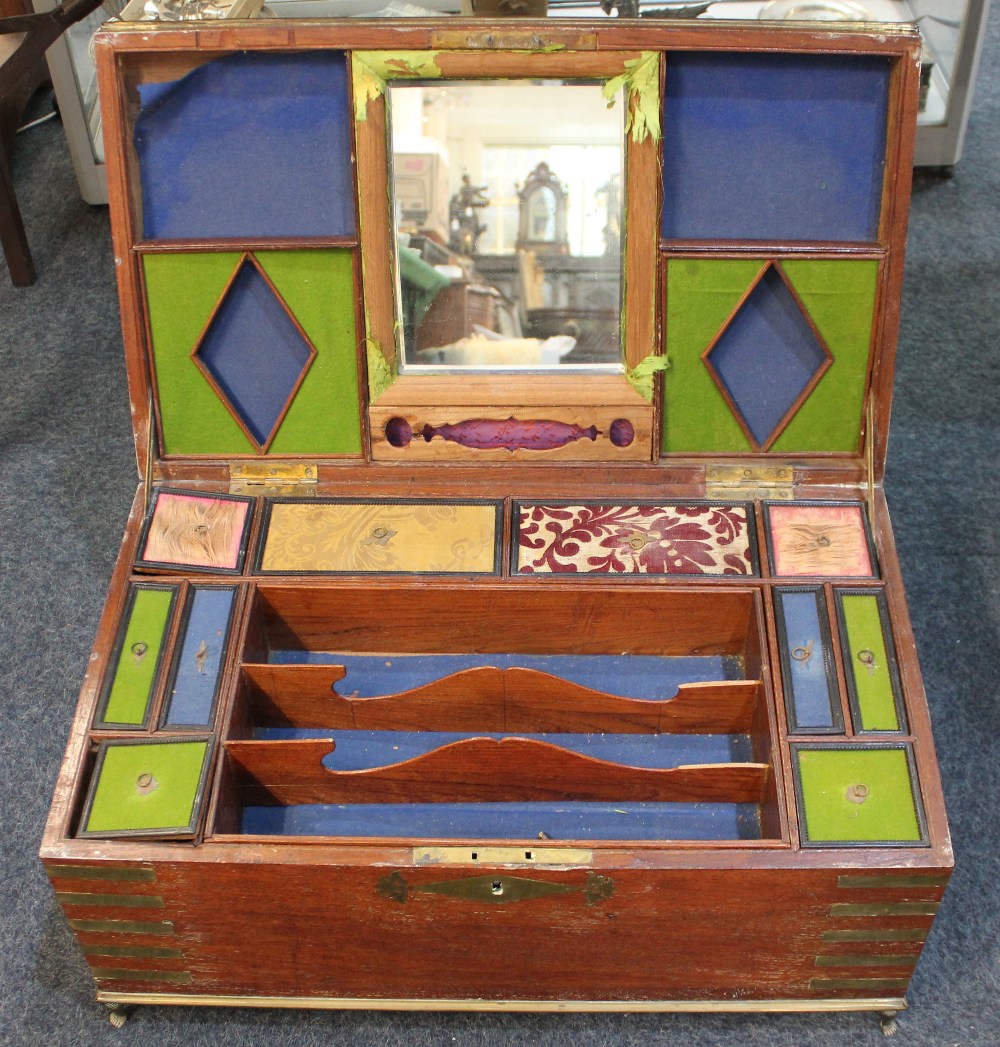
252;728;754;769
662;52;890;242
778;590;838;730
162;587;235;727
241;801;762;841
268;652;744;700
136;52;355;240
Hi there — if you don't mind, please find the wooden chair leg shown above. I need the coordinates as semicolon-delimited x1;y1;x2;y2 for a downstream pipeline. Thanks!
0;146;36;286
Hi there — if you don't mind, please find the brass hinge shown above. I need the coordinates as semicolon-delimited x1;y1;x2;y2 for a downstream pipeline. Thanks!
229;462;318;497
705;464;795;501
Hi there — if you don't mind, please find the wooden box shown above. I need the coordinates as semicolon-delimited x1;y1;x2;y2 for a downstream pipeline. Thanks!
40;18;951;1030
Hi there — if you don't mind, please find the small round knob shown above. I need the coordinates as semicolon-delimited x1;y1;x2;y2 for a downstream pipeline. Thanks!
136;772;158;795
846;783;870;804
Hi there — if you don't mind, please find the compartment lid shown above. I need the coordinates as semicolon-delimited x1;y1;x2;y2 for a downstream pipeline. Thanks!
96;19;921;490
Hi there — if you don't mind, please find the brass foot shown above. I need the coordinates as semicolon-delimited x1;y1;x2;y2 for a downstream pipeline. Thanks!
106;1003;129;1029
880;1011;899;1037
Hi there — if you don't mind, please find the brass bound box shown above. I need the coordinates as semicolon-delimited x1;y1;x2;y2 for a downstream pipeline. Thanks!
41;17;950;1028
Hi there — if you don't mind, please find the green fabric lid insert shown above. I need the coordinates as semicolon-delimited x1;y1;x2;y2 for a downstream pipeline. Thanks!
101;587;175;726
83;740;211;835
840;593;900;731
796;747;922;844
144;249;361;457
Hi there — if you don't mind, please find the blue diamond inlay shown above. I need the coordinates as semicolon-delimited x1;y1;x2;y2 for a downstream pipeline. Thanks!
195;259;314;448
706;267;830;448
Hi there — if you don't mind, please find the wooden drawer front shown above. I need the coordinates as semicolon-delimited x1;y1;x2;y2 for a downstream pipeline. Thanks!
257;500;501;575
60;861;946;1004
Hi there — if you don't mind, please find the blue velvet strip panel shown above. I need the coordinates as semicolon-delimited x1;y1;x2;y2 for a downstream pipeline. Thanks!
269;652;744;700
135;52;355;240
662;52;890;242
162;586;235;727
253;728;753;770
776;589;839;731
241;801;761;841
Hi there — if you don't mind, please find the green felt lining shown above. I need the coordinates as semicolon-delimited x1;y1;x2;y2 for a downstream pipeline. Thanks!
101;587;175;726
662;258;879;454
144;250;361;457
840;593;900;731
84;740;211;834
796;747;921;843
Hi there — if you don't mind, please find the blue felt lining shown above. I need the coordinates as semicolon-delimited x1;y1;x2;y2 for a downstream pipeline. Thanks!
252;728;754;770
707;266;828;446
241;801;762;841
662;52;890;242
135;51;355;240
163;587;234;727
778;590;838;729
268;652;745;700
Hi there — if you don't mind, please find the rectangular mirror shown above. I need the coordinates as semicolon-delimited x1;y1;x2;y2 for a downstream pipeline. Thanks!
389;80;625;372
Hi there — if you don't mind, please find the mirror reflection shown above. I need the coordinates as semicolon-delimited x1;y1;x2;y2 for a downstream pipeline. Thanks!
390;80;625;371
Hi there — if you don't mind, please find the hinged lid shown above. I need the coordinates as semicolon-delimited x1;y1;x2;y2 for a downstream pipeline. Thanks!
95;19;921;493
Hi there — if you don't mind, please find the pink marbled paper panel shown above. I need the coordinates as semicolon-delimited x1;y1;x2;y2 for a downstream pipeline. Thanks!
768;503;874;577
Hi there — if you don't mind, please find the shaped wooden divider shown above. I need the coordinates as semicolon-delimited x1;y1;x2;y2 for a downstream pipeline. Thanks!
225;737;770;806
241;663;761;735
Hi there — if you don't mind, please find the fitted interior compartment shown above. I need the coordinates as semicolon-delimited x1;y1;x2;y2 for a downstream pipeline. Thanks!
214;584;780;842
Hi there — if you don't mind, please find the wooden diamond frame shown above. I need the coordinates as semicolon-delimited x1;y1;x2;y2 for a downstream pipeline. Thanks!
190;252;319;454
701;260;834;452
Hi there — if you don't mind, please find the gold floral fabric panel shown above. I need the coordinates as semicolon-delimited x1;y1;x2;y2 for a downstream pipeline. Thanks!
259;501;500;574
516;504;755;575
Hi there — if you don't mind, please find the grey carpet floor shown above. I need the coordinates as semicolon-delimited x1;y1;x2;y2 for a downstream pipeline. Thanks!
1;18;998;1046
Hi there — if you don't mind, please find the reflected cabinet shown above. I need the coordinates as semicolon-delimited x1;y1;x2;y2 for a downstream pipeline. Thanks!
41;19;950;1026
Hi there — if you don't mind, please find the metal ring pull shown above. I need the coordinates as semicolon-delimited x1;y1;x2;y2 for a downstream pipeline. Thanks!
857;648;878;676
791;640;814;664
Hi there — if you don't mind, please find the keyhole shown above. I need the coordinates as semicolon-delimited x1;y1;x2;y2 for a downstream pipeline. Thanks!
491;880;504;896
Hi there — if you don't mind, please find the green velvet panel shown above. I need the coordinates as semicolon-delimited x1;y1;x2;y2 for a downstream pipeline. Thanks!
796;747;921;843
841;593;899;731
771;260;879;454
102;587;175;726
84;740;210;834
144;250;361;456
663;259;761;453
662;258;878;454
